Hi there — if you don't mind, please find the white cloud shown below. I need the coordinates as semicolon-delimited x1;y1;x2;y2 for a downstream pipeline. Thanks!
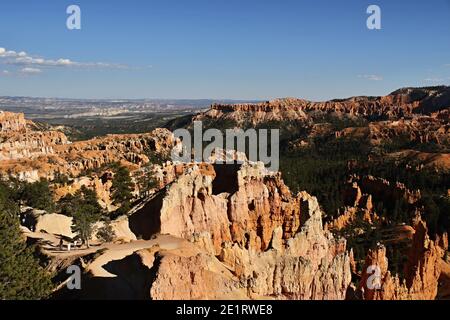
1;70;10;76
20;67;42;75
0;46;128;69
358;74;383;81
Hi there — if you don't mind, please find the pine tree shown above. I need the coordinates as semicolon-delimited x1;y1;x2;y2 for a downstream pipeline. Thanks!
96;219;116;243
111;165;134;213
69;186;103;248
19;180;54;212
0;183;53;299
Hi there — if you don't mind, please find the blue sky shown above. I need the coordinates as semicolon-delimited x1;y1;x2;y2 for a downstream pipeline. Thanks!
0;0;449;100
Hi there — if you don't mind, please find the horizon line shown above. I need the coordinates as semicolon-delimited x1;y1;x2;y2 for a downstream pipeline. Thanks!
0;84;448;103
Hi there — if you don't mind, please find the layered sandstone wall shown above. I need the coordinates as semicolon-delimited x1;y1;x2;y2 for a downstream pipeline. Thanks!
207;86;450;120
0;111;28;132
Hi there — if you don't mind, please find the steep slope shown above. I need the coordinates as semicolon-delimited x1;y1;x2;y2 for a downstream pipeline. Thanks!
129;161;352;299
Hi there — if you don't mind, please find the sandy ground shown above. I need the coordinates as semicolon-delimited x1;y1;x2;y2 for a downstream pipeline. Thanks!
86;235;186;277
22;227;187;278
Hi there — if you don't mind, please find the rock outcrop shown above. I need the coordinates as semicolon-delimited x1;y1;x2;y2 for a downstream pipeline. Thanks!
53;172;115;210
358;217;448;300
344;175;421;207
0;111;28;132
20;208;76;238
334;117;450;149
129;161;352;299
1;111;69;161
0;111;177;182
200;86;450;125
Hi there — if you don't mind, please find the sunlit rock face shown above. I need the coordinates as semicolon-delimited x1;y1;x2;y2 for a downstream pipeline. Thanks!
130;161;352;300
0;111;177;182
358;217;448;300
198;87;450;125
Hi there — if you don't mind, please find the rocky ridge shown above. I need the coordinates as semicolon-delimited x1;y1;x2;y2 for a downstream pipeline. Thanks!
0;111;176;182
128;162;352;299
202;86;450;125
